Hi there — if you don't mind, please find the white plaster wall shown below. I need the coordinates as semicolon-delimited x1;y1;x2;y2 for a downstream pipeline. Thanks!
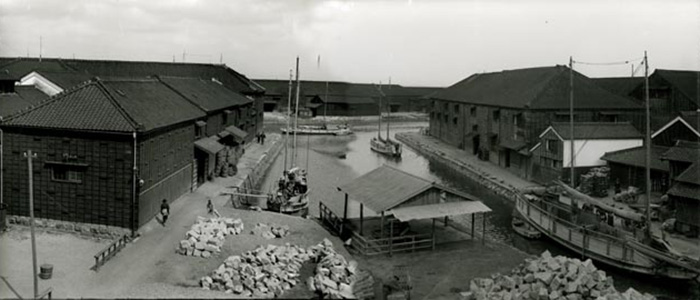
563;139;643;167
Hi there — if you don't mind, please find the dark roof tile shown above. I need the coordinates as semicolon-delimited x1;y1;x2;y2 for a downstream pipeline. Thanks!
662;140;700;163
159;76;252;112
601;145;670;171
592;77;644;97
550;122;643;140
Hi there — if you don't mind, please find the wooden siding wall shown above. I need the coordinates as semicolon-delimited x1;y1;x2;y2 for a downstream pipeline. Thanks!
674;196;700;229
2;129;135;228
652;121;699;147
607;162;669;192
531;130;564;184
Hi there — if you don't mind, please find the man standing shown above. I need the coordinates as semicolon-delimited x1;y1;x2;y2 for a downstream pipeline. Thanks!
260;131;266;145
161;199;170;226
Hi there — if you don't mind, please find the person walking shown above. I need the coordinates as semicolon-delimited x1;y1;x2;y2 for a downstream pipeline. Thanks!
160;199;170;226
260;131;266;145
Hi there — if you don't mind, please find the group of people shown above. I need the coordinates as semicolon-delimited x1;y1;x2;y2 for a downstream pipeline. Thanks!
255;131;267;144
276;168;308;200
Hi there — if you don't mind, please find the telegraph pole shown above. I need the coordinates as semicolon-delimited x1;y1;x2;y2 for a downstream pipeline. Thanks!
569;57;575;187
284;69;292;171
25;150;38;298
293;57;301;167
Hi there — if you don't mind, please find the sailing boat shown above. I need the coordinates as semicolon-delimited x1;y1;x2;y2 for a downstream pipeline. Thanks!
514;53;699;279
370;82;402;157
268;57;310;216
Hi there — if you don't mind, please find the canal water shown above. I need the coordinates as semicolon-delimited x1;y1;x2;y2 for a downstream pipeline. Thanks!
260;126;697;299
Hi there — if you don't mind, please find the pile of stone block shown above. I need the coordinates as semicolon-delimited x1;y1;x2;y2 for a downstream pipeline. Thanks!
178;217;244;258
307;239;359;299
460;251;656;300
578;167;610;198
251;223;291;239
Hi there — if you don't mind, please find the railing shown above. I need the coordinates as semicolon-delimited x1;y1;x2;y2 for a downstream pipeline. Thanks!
350;231;433;256
93;234;131;271
319;202;343;235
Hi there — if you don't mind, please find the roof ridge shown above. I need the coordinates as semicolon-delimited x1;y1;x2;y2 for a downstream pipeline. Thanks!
0;57;22;69
155;75;209;113
2;80;96;122
381;164;433;184
94;79;142;130
525;66;567;108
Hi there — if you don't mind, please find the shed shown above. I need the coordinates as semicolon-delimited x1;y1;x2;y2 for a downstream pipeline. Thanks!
326;165;492;255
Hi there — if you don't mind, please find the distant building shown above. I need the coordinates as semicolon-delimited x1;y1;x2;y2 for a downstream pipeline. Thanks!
661;141;700;236
530;122;643;184
429;66;643;179
592;77;644;99
628;69;700;130
651;111;700;146
601;146;670;193
254;79;439;115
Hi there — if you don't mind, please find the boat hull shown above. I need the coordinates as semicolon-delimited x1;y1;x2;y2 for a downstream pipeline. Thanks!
370;137;402;157
281;127;353;136
514;195;698;280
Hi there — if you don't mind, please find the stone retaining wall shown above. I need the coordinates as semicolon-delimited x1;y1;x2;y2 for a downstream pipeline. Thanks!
243;136;285;193
7;215;131;239
396;132;523;202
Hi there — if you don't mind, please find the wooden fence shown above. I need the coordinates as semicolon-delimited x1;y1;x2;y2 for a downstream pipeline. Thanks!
319;202;434;256
93;234;131;271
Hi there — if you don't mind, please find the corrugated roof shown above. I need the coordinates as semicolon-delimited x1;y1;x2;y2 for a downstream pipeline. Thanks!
338;165;434;213
601;146;670;172
389;201;491;222
592;77;644;97
159;76;252;112
432;66;642;110
550;122;643;140
662;140;700;163
675;163;700;185
3;82;137;132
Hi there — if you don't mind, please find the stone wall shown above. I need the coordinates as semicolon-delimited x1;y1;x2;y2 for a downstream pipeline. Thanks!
7;215;131;239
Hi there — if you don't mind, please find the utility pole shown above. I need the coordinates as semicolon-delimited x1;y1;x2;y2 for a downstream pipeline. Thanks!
39;36;42;62
569;57;575;187
644;51;652;239
24;150;38;298
386;77;391;140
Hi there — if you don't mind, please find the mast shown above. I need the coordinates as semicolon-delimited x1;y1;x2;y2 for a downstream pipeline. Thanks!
378;82;383;139
644;51;652;238
324;81;329;124
569;57;575;187
284;69;292;170
293;57;301;167
386;77;391;140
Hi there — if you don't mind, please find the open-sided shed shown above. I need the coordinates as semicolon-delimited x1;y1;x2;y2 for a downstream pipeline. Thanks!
322;165;491;255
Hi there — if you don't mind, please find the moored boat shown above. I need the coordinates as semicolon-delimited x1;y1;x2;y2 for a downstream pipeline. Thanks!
281;124;352;136
267;167;310;216
370;136;402;157
512;214;541;239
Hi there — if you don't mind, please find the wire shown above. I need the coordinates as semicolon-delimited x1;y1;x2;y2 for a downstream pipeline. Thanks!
573;57;644;66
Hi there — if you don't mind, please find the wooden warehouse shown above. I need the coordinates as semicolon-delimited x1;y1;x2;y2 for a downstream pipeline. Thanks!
661;141;700;236
429;66;644;180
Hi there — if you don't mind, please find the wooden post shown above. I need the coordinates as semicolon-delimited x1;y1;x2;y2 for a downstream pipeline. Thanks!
343;193;348;223
380;211;385;238
389;219;394;256
471;213;475;239
482;213;486;245
360;203;364;236
431;218;436;250
26;150;38;298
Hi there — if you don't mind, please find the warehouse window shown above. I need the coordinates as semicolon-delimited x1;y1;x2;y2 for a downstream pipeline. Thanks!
470;107;476;117
453;117;458;125
454;104;460;113
51;165;84;183
546;139;558;154
493;110;500;121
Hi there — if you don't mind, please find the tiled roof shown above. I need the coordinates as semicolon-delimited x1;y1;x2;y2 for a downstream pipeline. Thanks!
654;69;700;106
3;78;206;133
0;57;262;94
432;66;642;110
680;111;700;132
675;163;700;185
592;77;644;97
37;71;93;89
255;79;384;104
601;145;670;172
99;79;206;131
3;82;137;132
0;69;19;80
662;140;700;163
0;86;50;117
550;122;643;140
667;182;700;200
158;76;252;112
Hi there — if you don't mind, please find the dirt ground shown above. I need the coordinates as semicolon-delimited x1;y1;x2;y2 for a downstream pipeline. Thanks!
0;227;111;299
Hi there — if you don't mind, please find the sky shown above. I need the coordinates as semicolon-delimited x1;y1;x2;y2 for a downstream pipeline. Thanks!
0;0;698;87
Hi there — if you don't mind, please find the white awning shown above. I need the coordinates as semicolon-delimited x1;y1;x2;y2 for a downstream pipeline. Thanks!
389;201;491;222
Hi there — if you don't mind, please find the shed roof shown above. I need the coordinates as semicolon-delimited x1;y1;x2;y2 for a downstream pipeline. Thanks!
675;163;700;185
654;69;700;106
601;145;670;172
194;136;225;155
338;165;432;213
225;125;248;141
667;182;700;200
548;122;643;140
662;140;700;163
389;201;491;222
431;66;641;110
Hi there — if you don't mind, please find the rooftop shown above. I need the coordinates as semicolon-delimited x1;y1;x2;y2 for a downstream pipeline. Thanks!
601;145;670;172
591;77;644;97
662;140;700;163
0;86;49;117
653;69;700;106
675;163;700;185
158;76;253;112
431;66;642;110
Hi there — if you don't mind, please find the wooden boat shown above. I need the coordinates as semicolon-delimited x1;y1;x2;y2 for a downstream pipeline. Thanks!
267;167;310;216
512;215;541;239
514;183;699;279
281;124;352;136
370;82;402;157
370;136;402;157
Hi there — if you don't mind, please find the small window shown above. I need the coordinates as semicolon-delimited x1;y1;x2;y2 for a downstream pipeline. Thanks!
453;117;458;125
472;124;478;132
51;165;84;183
443;114;448;123
470;107;476;117
493;110;500;121
546;139;558;154
222;112;228;125
454;104;460;113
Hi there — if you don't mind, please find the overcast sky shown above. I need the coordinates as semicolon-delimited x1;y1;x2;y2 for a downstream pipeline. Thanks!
1;0;698;86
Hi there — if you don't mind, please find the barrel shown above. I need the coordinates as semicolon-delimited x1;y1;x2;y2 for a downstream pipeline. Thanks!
39;264;53;280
